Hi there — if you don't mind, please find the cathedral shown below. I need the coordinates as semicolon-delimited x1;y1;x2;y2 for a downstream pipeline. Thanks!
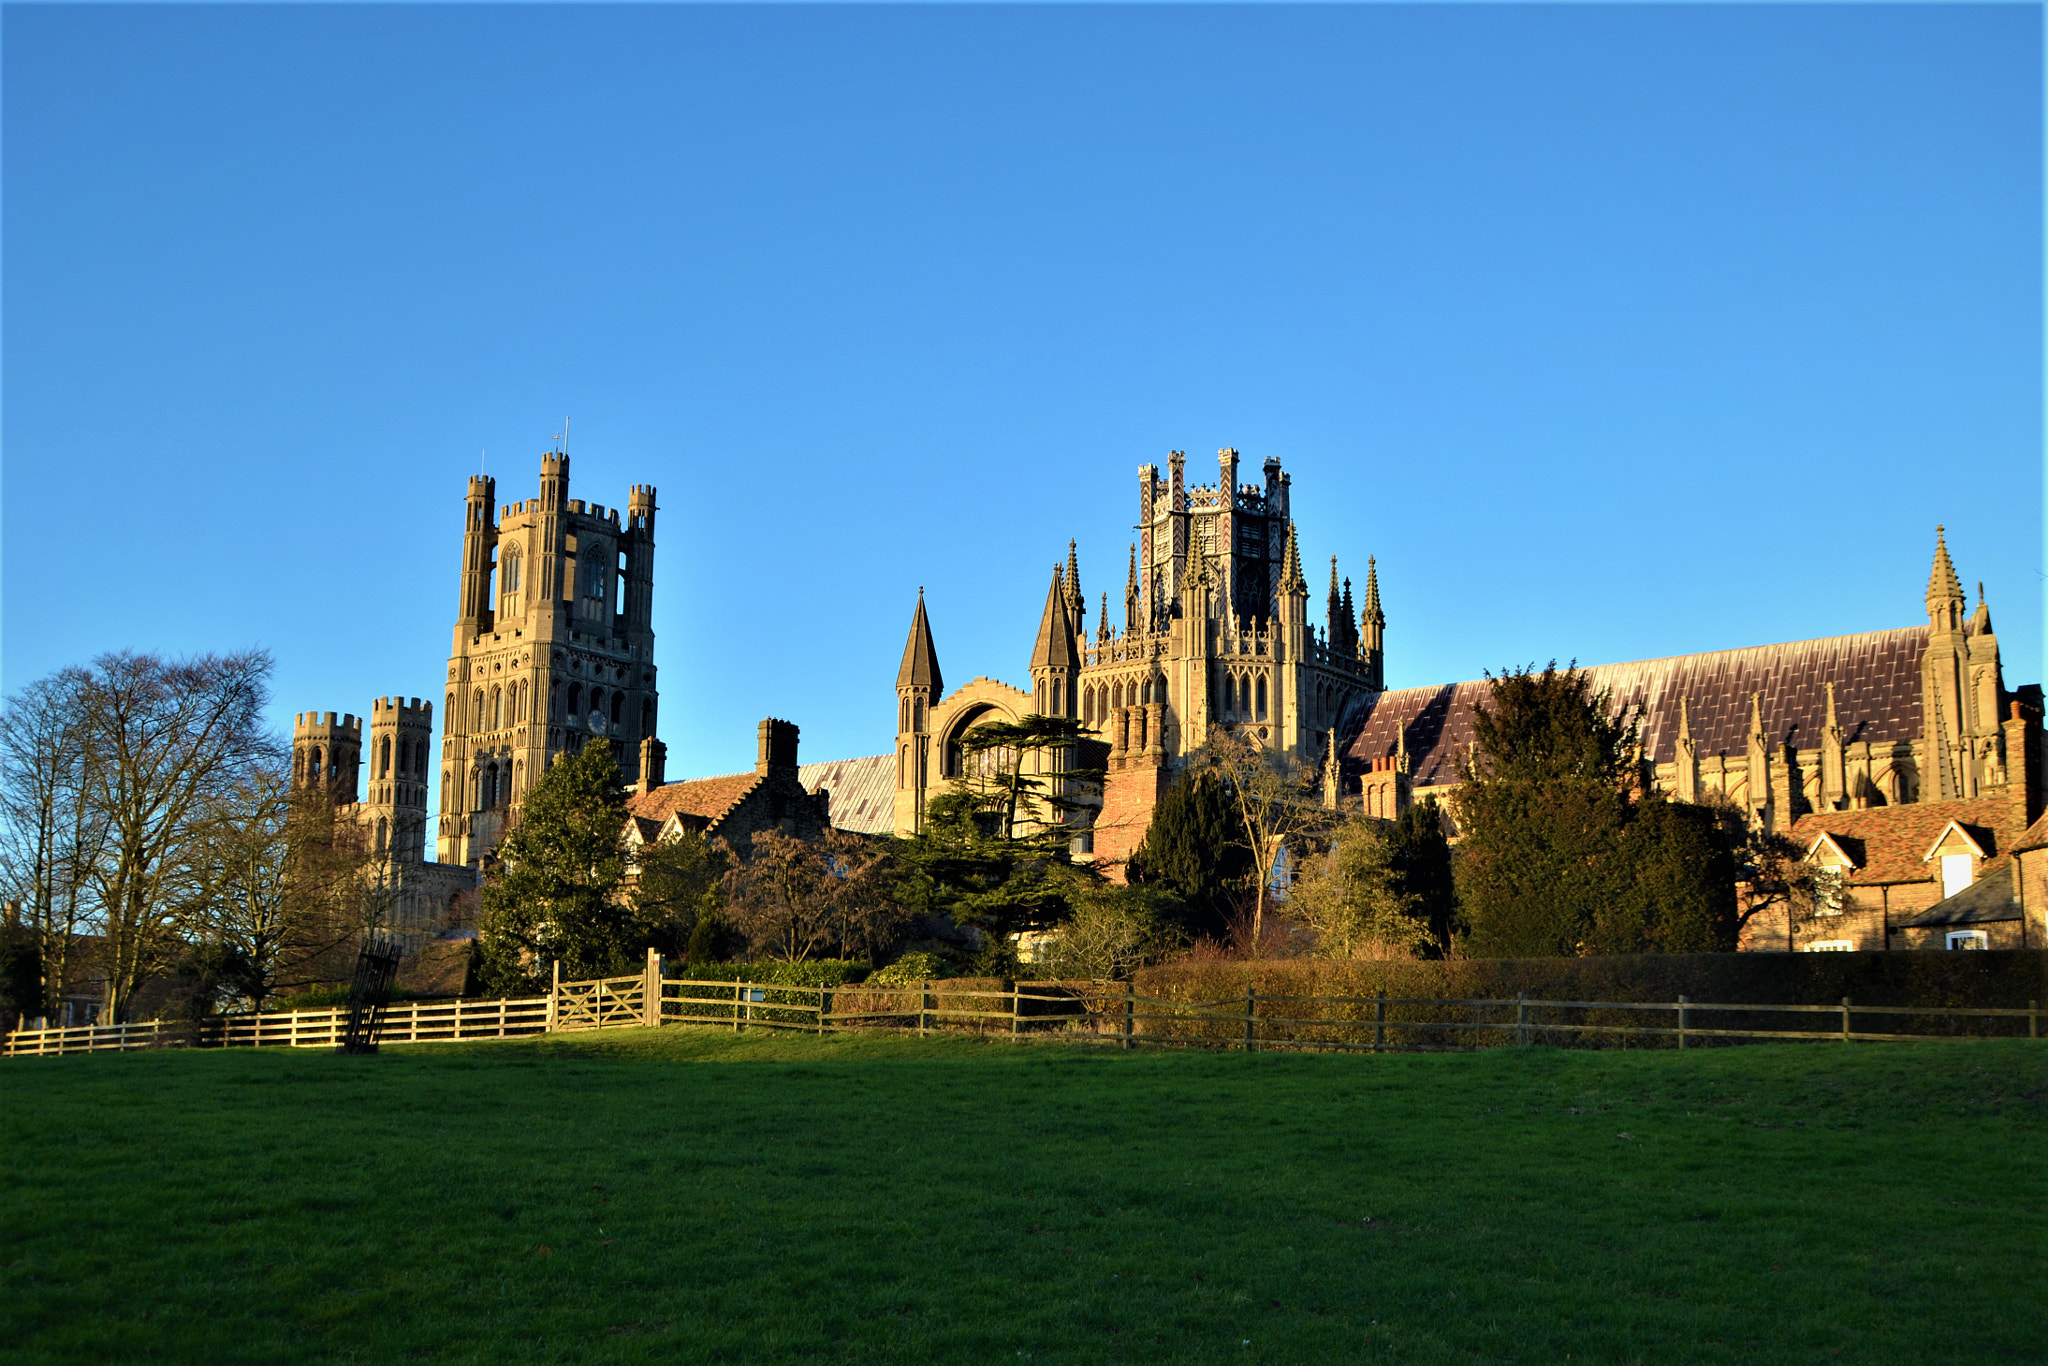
894;448;2045;951
296;439;2045;959
893;449;1384;865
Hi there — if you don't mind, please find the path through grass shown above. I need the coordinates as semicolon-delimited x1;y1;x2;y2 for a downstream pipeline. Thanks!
4;1029;2044;1363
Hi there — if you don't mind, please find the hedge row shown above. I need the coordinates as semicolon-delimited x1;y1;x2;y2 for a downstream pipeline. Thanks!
1129;952;2048;1048
663;960;871;987
1136;951;2048;1010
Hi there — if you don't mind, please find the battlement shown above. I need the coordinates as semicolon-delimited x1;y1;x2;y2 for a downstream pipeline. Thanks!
628;485;657;508
467;474;495;500
293;711;361;736
371;696;433;720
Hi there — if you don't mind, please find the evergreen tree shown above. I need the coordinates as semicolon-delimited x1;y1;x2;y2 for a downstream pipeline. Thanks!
1455;664;1639;957
1456;664;1742;956
1125;768;1253;942
1386;797;1457;957
477;741;632;992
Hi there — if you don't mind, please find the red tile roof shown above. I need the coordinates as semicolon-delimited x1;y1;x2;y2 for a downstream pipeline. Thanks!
1786;796;2017;887
625;772;761;831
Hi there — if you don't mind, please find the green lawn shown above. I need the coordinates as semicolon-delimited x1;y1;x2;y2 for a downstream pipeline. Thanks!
2;1029;2042;1364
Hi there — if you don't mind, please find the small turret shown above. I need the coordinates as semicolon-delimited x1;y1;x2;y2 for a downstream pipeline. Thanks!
895;588;943;737
1124;543;1141;634
1360;557;1385;690
1030;567;1079;718
292;711;363;805
457;474;499;632
1927;525;1965;635
1064;540;1085;642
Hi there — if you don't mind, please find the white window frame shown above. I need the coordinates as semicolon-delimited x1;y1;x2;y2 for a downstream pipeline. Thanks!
1946;930;1989;951
1940;853;1974;900
1803;939;1855;952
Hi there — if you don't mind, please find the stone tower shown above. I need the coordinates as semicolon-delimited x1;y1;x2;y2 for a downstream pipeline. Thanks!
437;447;660;868
1919;525;2009;801
292;711;361;803
361;697;432;863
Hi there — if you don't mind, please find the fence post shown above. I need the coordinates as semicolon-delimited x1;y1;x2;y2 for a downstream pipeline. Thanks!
1841;995;1852;1043
1244;989;1256;1053
817;986;827;1037
1011;980;1021;1037
548;960;560;1032
2032;999;2039;1041
1375;990;1386;1052
1677;995;1688;1051
1516;992;1528;1048
645;949;662;1029
1123;980;1135;1052
920;982;930;1037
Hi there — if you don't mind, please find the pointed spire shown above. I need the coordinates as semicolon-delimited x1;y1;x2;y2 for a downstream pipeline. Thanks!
1749;691;1766;740
1328;555;1342;609
1824;680;1839;734
1031;566;1077;671
1677;693;1693;743
1098;591;1110;644
1362;556;1384;627
1279;522;1307;595
1124;542;1140;632
896;588;943;695
1927;525;1964;605
1064;539;1084;624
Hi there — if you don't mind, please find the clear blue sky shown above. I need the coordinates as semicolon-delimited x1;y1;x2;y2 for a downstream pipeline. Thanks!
4;5;2041;799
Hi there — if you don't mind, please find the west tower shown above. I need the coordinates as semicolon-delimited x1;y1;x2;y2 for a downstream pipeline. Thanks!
438;447;660;867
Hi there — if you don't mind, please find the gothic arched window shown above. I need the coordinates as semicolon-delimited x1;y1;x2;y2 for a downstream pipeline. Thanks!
567;684;582;722
473;689;485;731
611;691;624;726
491;686;504;731
502;548;522;595
1256;675;1268;721
378;736;392;778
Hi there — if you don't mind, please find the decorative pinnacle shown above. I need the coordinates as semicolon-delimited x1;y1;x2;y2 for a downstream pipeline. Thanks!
1927;525;1963;605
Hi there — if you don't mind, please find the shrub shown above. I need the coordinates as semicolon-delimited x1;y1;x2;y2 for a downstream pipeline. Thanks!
870;951;950;986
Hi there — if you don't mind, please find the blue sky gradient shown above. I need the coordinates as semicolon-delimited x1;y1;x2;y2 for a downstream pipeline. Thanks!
4;5;2041;798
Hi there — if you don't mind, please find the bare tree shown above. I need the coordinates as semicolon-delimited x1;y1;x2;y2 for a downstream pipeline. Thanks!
723;829;901;964
0;672;106;1020
71;651;277;1021
1196;728;1328;955
182;763;378;1010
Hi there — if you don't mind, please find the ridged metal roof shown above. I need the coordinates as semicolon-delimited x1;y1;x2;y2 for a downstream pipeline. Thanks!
800;755;896;835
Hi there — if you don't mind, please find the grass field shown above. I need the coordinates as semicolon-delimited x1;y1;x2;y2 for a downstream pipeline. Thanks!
3;1029;2044;1364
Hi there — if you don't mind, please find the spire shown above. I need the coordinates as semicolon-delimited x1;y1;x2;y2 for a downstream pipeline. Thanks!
1328;556;1342;613
1749;691;1766;741
1972;580;1992;635
1341;577;1356;652
1823;680;1839;734
1677;693;1693;744
1098;591;1110;644
1927;525;1964;606
895;588;943;696
1124;543;1140;633
1362;556;1384;628
1280;522;1307;596
1064;539;1084;626
1031;567;1078;671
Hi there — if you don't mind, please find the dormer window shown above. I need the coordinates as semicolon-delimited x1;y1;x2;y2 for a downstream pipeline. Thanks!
1922;821;1991;902
1813;867;1846;917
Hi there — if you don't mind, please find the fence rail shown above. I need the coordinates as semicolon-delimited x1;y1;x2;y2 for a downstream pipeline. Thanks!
2;996;550;1058
9;954;2042;1060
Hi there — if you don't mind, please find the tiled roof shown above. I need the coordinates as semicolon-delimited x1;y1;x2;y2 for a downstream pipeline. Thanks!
800;755;896;836
625;772;762;830
2012;810;2048;855
1345;626;1930;788
1893;862;2020;927
1786;796;2015;887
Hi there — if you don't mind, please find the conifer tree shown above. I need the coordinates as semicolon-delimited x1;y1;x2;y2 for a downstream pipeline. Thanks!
478;740;632;992
1125;767;1252;942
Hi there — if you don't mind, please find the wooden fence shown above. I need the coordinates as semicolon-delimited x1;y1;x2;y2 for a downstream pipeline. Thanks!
9;949;2041;1060
2;996;549;1058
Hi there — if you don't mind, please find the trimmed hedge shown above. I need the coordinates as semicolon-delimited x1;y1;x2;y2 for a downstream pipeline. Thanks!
666;960;870;987
1132;952;2048;1049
